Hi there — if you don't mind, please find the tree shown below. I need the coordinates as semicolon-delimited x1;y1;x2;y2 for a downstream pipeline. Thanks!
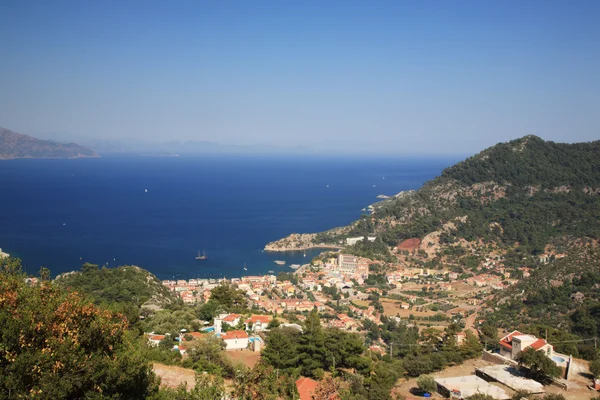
416;374;436;393
298;310;327;377
0;261;159;398
151;374;226;400
186;336;235;378
209;283;247;311
232;362;297;400
589;358;600;379
403;356;435;377
261;328;299;371
460;331;483;359
516;348;562;383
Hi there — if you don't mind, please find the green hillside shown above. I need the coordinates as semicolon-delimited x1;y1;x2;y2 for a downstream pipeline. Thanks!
322;136;600;255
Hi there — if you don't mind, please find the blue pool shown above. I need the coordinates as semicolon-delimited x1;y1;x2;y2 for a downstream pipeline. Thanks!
552;355;566;363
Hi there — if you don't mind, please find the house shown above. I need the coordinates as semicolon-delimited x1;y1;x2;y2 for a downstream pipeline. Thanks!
245;315;272;332
455;332;467;346
296;377;318;400
147;334;166;347
220;313;241;327
220;330;249;351
499;330;554;360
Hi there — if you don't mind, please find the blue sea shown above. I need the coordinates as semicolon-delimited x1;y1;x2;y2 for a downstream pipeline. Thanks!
0;155;456;279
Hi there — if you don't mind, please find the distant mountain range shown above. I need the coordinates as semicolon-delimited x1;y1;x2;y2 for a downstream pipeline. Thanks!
77;138;315;155
0;127;98;160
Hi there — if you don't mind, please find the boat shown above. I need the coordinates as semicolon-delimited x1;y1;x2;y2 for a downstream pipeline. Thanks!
303;250;306;258
268;270;274;274
290;264;301;269
195;250;207;260
274;260;285;265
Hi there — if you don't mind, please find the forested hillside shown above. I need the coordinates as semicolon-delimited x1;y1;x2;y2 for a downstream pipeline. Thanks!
55;264;179;323
316;136;600;255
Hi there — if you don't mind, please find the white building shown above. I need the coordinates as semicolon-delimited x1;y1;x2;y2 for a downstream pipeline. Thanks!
338;254;358;273
499;330;554;361
220;330;249;350
346;236;376;246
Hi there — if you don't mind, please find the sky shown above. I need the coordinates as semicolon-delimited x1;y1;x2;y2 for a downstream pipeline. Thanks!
0;0;599;154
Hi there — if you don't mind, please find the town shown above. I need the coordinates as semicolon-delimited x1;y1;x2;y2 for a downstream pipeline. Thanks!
149;237;596;399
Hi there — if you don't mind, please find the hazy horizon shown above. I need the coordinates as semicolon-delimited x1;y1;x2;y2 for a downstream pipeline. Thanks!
1;1;599;155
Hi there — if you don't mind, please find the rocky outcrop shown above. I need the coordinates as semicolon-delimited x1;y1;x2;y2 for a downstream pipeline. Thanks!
264;233;343;252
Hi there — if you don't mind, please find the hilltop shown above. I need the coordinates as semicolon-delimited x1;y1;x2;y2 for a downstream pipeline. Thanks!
55;263;179;312
268;135;600;257
0;126;98;159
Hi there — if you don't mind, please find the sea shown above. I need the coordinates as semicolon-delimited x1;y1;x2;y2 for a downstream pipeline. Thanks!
0;154;457;279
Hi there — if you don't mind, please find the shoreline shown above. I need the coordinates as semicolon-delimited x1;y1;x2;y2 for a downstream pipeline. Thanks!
263;244;343;252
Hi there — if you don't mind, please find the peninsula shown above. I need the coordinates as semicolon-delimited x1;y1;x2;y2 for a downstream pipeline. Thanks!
0;127;99;160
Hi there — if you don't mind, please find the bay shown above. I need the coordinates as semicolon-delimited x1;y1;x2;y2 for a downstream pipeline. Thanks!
0;154;456;279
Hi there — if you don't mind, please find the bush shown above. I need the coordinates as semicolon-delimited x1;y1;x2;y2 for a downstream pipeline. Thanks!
416;374;436;393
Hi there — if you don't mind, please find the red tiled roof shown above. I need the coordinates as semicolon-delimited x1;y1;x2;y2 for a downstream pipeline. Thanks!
245;315;271;324
149;334;166;341
499;341;512;349
221;330;249;340
223;313;241;322
530;338;547;350
296;377;318;400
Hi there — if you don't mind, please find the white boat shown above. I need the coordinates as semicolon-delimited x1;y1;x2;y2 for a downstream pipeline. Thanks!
290;264;301;269
303;251;306;257
274;260;285;265
196;250;207;260
144;188;148;193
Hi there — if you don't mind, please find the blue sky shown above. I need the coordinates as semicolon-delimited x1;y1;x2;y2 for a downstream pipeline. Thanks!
0;0;598;154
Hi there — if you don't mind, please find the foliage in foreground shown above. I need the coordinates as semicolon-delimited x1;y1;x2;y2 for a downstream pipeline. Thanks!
0;258;159;399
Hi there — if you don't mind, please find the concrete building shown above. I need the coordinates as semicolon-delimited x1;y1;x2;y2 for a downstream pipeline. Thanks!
338;254;358;273
435;375;509;399
345;236;376;246
475;365;545;394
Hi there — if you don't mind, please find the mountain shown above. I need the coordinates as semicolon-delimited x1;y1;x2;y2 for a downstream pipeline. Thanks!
268;135;600;256
0;127;98;159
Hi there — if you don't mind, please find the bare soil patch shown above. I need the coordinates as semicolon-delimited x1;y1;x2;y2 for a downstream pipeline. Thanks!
225;350;262;369
153;362;197;390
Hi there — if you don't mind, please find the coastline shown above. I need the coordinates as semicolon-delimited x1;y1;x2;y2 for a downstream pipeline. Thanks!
264;244;343;252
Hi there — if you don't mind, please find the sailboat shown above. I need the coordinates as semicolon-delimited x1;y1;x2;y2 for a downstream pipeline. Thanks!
243;262;247;271
303;250;307;258
195;250;207;260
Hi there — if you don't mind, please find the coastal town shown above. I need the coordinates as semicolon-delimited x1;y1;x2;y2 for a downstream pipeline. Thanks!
161;235;536;336
152;236;597;399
